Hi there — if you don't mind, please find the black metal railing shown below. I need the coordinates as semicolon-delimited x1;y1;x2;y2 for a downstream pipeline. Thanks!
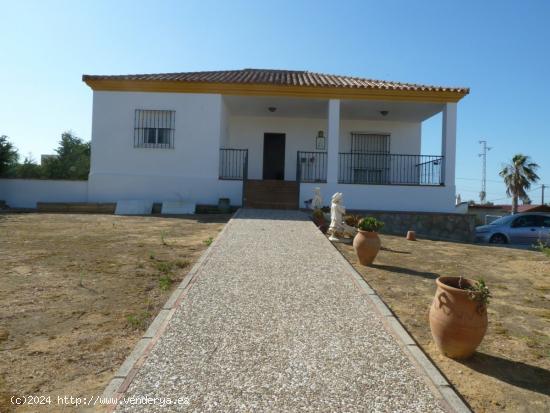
338;153;444;186
296;151;327;183
219;149;248;180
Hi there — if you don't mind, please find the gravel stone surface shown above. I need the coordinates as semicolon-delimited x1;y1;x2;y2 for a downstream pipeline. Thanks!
116;209;446;412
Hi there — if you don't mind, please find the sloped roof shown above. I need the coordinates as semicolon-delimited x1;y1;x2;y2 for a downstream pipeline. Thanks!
83;68;468;94
82;68;469;102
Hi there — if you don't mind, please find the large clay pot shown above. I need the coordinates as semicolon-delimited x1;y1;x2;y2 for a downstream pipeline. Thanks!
353;230;381;265
429;276;488;359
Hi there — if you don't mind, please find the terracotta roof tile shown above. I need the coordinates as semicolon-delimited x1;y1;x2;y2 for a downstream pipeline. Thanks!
82;68;469;94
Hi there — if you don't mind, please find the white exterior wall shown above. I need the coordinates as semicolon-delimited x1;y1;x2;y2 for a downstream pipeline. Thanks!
0;179;88;208
228;115;421;180
83;91;455;212
88;91;242;206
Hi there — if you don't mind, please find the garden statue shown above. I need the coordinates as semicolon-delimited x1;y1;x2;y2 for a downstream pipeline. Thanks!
327;192;357;241
312;187;323;210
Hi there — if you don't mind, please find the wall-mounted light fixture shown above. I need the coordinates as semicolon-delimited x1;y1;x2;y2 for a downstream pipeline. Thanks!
380;110;389;117
316;130;326;150
268;106;277;113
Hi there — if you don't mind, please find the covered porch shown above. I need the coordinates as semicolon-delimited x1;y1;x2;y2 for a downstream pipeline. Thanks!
217;94;457;211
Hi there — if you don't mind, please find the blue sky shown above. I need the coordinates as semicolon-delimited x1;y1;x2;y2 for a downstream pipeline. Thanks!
1;0;548;203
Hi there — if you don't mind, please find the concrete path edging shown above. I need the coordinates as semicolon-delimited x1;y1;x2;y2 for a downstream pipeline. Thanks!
101;209;242;410
329;238;472;413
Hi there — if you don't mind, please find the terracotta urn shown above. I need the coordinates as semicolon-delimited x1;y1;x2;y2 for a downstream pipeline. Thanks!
353;230;381;266
429;276;488;359
406;230;416;241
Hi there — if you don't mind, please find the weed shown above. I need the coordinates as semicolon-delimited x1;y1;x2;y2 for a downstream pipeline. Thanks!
174;259;190;269
155;261;174;274
466;278;492;306
149;252;156;260
203;237;214;246
534;240;550;257
160;231;168;246
158;275;173;291
126;311;151;330
137;262;144;269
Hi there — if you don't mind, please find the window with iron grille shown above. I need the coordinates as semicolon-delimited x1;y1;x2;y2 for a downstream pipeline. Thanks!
350;133;390;184
134;110;175;148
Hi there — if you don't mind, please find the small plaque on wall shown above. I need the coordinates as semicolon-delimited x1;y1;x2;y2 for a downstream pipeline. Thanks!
316;131;326;150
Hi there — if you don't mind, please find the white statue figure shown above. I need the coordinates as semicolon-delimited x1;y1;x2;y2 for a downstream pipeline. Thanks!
327;192;357;241
312;187;323;210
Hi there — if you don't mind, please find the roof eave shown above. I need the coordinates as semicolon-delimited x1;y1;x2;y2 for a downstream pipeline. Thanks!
82;77;469;103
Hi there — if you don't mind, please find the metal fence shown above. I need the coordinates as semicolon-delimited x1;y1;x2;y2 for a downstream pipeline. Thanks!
296;151;327;183
338;153;444;185
219;149;248;180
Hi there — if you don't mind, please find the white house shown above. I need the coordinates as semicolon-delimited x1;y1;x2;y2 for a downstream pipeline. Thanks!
82;68;468;212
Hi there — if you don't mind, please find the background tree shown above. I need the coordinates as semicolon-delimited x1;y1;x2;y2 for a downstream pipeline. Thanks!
16;155;43;179
42;131;91;180
0;135;19;177
499;154;540;214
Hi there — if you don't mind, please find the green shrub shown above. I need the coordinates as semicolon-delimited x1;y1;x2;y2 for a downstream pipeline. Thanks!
158;275;173;291
535;240;550;257
126;311;151;330
175;259;190;269
357;217;384;232
155;261;174;274
344;214;361;227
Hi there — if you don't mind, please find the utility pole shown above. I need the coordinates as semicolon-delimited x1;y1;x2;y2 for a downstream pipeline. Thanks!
478;140;492;204
542;184;546;205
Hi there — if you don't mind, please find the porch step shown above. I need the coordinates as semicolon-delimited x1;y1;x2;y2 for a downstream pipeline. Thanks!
244;180;299;210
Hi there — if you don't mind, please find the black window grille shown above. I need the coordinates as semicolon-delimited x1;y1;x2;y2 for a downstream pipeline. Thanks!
134;110;175;148
351;133;390;153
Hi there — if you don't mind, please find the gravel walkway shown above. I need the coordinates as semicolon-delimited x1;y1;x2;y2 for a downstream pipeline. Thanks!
116;209;448;412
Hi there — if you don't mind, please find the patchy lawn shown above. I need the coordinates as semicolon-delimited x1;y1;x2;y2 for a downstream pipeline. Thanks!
335;235;550;413
0;213;229;412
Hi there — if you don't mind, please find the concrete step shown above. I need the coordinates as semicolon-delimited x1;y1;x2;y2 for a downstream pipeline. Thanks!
244;179;299;210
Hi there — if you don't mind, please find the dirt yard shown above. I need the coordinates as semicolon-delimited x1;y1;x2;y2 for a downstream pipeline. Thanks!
0;213;229;412
335;235;550;413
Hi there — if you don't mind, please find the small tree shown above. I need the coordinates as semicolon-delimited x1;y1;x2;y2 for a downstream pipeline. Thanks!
42;131;91;180
0;135;19;177
499;154;540;214
16;155;43;179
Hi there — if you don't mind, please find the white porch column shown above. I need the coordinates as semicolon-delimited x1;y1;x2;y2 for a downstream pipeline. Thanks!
441;102;457;187
327;99;340;184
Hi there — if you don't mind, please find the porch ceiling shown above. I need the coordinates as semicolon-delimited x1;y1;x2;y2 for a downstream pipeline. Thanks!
224;95;443;122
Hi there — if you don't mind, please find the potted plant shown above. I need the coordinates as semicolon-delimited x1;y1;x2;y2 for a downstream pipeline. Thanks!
429;276;490;359
353;217;384;265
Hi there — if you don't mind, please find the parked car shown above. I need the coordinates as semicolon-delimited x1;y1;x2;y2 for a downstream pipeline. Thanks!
475;213;550;244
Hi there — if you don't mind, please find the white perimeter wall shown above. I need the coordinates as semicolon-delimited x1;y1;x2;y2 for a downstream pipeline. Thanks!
300;182;456;213
88;91;242;205
0;179;88;208
228;116;421;180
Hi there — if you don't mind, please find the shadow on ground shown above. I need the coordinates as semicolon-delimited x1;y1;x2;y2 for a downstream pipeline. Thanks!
380;246;411;254
369;264;439;280
460;352;550;397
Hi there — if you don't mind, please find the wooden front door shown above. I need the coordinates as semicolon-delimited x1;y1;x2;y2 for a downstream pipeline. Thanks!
263;133;285;180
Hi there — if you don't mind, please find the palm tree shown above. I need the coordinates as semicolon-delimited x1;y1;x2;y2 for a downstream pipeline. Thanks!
499;154;540;214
